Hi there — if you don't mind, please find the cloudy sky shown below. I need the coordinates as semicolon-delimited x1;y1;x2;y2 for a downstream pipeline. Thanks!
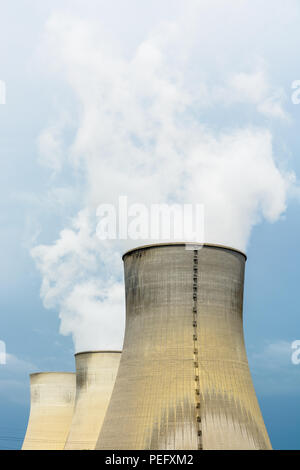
1;0;300;449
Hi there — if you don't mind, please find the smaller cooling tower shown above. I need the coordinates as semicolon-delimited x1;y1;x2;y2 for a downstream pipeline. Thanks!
64;351;121;450
22;372;75;450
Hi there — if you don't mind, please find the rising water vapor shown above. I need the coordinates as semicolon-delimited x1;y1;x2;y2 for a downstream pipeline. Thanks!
32;2;297;351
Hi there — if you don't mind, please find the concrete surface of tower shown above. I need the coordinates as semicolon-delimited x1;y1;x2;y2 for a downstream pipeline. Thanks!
22;372;75;450
64;351;121;449
97;243;272;450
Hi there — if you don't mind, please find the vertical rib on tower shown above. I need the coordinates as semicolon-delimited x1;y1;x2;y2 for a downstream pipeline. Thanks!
96;243;272;450
22;372;75;450
64;351;121;449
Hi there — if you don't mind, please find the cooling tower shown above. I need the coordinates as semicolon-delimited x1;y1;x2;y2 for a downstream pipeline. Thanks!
22;372;75;450
97;243;272;450
64;351;121;449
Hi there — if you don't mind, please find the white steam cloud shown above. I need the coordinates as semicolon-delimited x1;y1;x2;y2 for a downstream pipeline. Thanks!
32;2;298;351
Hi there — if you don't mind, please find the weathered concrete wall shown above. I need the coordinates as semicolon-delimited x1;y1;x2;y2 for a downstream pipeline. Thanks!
65;351;121;449
97;243;271;450
22;372;75;450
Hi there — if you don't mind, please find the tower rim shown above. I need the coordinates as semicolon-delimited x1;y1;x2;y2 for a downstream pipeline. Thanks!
74;350;122;357
29;371;75;378
122;242;247;261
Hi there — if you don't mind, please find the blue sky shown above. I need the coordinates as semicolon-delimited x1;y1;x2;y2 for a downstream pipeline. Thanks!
1;0;300;449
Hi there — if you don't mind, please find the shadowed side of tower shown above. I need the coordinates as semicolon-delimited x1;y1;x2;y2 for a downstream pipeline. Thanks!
64;351;121;449
96;243;272;450
22;372;75;450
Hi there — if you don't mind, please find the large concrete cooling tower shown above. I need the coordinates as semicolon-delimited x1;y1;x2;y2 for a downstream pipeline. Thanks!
22;372;75;450
64;351;121;449
97;243;272;450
